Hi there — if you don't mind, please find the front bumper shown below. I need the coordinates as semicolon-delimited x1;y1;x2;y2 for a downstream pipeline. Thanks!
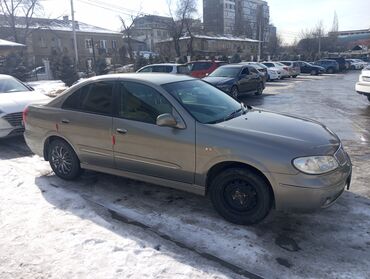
270;155;352;212
356;82;370;95
0;118;24;138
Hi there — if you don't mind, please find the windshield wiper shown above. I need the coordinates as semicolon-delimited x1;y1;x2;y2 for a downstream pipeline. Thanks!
207;103;248;124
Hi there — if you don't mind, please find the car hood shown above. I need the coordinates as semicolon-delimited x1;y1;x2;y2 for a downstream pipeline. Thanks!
203;76;235;85
0;91;50;114
215;109;340;155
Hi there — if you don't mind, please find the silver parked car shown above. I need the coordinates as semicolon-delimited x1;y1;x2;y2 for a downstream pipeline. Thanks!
137;63;190;75
24;74;352;225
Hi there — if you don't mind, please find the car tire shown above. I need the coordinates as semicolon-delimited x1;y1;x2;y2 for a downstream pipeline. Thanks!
310;70;317;75
293;75;298;78
49;139;82;180
209;168;272;225
327;68;334;74
255;83;263;96
231;86;239;99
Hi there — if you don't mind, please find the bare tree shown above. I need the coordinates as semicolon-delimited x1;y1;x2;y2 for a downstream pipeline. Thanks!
167;0;197;60
120;12;142;63
0;0;41;44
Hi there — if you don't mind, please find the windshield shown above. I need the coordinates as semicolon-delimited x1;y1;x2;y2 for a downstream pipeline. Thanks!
0;76;31;93
209;67;240;78
162;80;243;124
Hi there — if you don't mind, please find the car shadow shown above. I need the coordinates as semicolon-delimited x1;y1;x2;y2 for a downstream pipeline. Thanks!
34;171;370;278
0;136;33;160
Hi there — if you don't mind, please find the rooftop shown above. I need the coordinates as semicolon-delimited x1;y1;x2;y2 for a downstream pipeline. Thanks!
0;15;121;35
157;34;260;44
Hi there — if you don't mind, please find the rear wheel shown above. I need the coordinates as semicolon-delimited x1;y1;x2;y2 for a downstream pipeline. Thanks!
231;86;239;99
209;168;272;225
255;83;263;96
327;68;334;74
49;139;81;180
310;70;317;75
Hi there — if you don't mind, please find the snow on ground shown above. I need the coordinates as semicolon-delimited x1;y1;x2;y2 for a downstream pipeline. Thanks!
0;142;241;279
0;137;370;279
27;80;68;97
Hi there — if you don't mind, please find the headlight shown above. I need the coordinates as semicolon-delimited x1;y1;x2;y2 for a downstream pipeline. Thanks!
293;156;338;175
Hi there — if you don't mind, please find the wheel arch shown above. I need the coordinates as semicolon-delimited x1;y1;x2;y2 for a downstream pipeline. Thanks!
43;134;78;161
205;161;275;204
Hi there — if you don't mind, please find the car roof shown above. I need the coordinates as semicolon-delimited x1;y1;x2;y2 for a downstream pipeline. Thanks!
218;64;246;68
82;73;195;86
142;63;186;67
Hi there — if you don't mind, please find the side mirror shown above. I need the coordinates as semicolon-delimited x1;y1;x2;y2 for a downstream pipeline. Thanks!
156;113;178;128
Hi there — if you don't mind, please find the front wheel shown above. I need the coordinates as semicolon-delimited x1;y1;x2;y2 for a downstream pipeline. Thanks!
209;168;272;225
49;139;82;180
310;70;317;75
231;86;239;99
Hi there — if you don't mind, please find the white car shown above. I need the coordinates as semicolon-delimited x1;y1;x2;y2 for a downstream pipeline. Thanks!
347;59;364;70
262;62;290;78
0;74;50;138
137;63;190;75
355;66;370;102
267;67;282;80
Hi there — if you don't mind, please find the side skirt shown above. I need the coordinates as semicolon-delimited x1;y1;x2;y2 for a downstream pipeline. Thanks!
81;163;206;196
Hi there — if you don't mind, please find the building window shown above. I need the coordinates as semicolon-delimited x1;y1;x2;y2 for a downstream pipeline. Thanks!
99;40;107;49
39;37;47;48
85;39;93;49
112;40;117;49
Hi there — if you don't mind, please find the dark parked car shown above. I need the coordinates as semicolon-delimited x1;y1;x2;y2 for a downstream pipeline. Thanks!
296;61;325;75
239;62;267;88
314;60;339;74
202;64;264;99
188;60;227;78
323;57;347;72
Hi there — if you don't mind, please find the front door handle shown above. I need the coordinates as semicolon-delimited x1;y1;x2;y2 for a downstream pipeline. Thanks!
61;119;70;124
116;128;128;134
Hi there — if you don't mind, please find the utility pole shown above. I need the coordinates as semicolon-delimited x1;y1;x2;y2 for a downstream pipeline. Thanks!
71;0;79;69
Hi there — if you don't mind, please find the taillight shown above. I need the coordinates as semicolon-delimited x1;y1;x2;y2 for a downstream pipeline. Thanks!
22;106;29;126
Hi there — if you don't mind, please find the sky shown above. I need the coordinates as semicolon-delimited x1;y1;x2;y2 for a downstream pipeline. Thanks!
40;0;370;44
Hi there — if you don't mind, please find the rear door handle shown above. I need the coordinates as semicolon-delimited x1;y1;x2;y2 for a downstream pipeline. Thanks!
61;119;70;124
116;128;128;134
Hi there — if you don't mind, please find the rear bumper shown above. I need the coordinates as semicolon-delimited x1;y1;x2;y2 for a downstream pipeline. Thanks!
356;82;370;95
24;129;44;157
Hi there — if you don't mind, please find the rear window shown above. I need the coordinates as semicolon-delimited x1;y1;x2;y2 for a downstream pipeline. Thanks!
192;62;212;71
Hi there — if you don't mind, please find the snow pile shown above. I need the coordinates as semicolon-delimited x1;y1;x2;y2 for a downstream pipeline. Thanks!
27;80;68;97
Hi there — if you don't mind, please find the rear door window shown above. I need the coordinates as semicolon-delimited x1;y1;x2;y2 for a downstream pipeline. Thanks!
79;81;114;116
62;82;114;116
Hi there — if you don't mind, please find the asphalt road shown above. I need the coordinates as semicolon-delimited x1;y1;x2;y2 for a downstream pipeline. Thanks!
1;72;369;279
